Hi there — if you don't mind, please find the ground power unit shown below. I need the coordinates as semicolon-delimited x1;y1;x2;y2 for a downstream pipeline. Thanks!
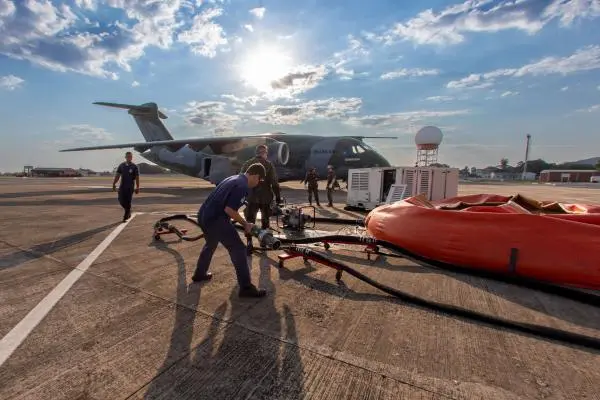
345;167;459;210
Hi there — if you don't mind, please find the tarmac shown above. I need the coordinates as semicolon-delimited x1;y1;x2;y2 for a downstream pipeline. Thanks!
1;175;599;400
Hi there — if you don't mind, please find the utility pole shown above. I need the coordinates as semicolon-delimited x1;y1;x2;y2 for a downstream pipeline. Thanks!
522;134;531;180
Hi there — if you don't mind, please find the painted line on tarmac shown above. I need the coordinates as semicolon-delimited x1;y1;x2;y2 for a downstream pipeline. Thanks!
0;213;142;367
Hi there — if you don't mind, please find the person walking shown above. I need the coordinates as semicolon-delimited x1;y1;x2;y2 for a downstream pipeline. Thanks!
112;151;139;222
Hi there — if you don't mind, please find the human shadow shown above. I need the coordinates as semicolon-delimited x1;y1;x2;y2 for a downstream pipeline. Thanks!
0;222;121;270
140;241;221;399
141;250;306;398
275;253;600;355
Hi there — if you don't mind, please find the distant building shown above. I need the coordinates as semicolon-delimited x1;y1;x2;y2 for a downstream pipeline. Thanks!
539;169;599;183
31;168;81;177
78;168;98;176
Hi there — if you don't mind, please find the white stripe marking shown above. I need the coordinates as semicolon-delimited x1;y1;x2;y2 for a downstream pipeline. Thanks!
0;213;140;367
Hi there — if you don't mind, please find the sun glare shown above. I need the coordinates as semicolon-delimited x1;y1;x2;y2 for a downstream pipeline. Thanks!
240;45;294;93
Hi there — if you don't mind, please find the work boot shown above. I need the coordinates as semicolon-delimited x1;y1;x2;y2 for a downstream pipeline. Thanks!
239;284;267;298
192;272;213;283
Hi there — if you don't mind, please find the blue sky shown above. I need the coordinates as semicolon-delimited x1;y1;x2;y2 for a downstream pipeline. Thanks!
1;0;600;172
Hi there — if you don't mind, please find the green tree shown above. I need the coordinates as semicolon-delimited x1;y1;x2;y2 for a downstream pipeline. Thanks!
500;158;509;170
596;160;600;171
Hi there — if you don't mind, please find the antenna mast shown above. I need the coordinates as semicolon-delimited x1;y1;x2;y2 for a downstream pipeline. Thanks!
522;134;531;180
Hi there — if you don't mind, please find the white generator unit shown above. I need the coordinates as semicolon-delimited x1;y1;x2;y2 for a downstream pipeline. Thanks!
346;166;459;210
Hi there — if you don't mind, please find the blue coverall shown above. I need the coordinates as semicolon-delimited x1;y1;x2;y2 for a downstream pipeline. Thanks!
116;161;138;217
193;174;252;288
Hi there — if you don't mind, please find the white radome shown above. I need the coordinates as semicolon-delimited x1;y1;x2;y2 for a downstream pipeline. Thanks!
415;126;443;146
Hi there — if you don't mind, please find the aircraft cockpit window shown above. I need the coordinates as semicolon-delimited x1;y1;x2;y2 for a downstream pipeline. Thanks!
360;143;373;151
351;145;365;154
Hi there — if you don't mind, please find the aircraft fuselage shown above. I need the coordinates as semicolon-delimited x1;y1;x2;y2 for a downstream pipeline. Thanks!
137;134;391;184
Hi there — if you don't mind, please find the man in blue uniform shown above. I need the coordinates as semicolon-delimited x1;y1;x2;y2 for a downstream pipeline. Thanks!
112;151;140;222
192;163;268;298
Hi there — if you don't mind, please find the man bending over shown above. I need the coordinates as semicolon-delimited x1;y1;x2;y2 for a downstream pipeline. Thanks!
192;163;268;298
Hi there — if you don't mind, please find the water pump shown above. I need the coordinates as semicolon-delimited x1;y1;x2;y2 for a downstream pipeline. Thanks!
277;205;316;231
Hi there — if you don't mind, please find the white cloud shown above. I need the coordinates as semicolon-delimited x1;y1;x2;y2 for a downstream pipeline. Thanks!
501;90;518;97
575;104;600;113
0;1;229;80
346;109;470;129
378;0;600;46
54;124;114;145
447;45;600;89
243;24;253;32
325;34;373;81
425;96;454;102
380;68;440;80
221;93;261;107
561;86;569;91
262;64;329;100
250;97;362;125
0;74;24;90
182;101;240;132
177;7;228;58
249;7;266;19
131;80;140;87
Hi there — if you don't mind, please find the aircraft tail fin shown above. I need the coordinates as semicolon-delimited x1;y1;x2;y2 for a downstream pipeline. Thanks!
94;101;174;142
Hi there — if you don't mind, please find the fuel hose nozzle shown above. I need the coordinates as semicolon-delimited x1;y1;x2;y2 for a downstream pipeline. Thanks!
250;225;281;250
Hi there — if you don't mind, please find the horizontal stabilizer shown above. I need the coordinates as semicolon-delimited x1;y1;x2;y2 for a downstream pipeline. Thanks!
94;101;168;119
353;136;398;140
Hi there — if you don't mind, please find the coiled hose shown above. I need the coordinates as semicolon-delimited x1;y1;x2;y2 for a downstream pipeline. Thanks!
153;214;204;241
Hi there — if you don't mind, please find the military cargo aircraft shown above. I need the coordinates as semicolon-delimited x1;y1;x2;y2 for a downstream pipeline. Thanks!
60;101;395;184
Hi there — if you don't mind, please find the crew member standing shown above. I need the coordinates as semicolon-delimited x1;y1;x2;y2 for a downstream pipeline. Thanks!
302;167;320;206
192;163;267;298
112;151;139;222
326;165;336;207
240;144;282;252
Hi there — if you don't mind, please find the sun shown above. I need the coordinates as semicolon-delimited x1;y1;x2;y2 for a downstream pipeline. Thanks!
240;45;294;93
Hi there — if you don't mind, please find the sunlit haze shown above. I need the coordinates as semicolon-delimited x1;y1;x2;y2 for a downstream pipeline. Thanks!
1;0;600;172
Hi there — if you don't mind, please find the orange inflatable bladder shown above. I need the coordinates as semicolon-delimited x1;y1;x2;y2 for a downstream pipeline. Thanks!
365;194;600;290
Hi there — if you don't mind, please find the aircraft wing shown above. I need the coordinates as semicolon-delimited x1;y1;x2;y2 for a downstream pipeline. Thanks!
59;135;271;152
352;136;398;140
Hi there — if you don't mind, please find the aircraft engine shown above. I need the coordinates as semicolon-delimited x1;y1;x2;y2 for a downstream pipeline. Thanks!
267;140;290;166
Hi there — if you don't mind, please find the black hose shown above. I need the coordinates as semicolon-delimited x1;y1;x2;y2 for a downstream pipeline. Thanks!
288;246;600;351
154;214;204;241
152;214;600;349
277;235;600;307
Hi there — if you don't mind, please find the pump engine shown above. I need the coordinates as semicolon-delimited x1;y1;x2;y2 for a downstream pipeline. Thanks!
277;205;316;231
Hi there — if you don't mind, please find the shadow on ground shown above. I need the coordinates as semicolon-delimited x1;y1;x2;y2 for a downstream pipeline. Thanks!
0;222;121;270
140;247;306;399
